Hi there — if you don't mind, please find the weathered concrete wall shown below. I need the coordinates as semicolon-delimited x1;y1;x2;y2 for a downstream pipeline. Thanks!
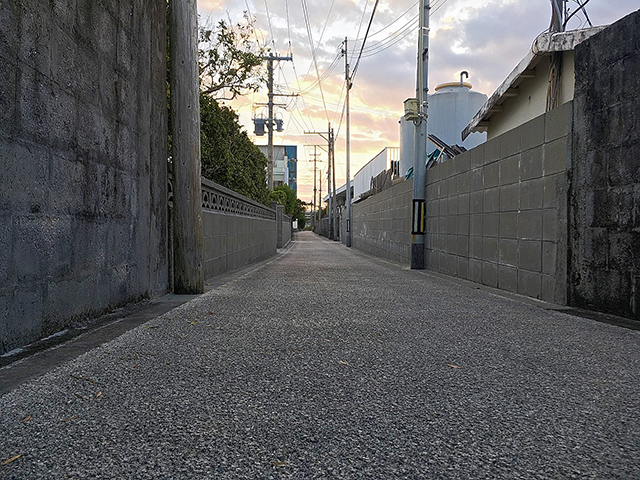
201;179;276;279
351;179;412;264
569;10;640;319
279;211;292;249
426;104;570;304
350;105;570;305
346;13;639;319
0;0;168;353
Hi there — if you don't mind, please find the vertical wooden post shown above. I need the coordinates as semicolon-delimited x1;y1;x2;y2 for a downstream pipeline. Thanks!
169;0;204;293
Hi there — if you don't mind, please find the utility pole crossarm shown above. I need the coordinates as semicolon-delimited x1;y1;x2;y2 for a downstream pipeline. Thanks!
263;54;293;191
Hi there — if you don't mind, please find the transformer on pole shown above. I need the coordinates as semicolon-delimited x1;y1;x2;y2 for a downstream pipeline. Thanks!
257;54;293;191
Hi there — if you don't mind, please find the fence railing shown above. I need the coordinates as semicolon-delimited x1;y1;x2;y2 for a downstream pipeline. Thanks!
168;165;275;221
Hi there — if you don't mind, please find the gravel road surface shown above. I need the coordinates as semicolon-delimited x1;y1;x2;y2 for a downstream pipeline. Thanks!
1;231;638;478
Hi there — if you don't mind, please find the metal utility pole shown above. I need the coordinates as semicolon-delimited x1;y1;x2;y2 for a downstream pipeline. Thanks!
330;126;337;241
308;146;320;228
411;0;429;269
327;123;333;240
264;54;293;191
304;125;335;238
344;38;352;247
318;164;323;227
169;0;204;293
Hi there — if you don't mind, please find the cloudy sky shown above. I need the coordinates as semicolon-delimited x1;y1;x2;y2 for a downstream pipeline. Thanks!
197;0;638;203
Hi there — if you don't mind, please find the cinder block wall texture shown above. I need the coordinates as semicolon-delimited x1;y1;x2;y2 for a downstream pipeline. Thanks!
347;13;640;320
569;10;640;319
0;1;168;353
350;104;570;305
351;179;413;264
425;104;570;304
279;213;292;249
202;179;276;279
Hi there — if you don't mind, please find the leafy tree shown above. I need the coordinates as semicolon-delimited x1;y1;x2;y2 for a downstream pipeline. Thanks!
195;13;270;204
269;184;307;228
199;14;265;100
200;93;269;204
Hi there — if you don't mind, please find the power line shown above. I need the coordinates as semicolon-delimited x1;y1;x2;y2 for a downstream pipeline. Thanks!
263;0;276;48
352;0;370;64
368;1;419;38
351;0;381;83
301;0;330;123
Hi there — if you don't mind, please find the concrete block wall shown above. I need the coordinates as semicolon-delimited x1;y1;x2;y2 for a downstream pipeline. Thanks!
569;10;640;320
202;179;276;279
279;213;292;249
425;103;570;303
351;179;413;264
0;0;168;354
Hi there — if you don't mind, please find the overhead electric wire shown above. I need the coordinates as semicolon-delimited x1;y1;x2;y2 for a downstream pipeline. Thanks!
352;16;419;58
263;0;276;47
564;0;593;28
285;0;293;55
301;0;330;124
368;1;419;37
351;0;381;83
285;52;342;96
352;0;371;64
430;0;450;16
346;0;446;57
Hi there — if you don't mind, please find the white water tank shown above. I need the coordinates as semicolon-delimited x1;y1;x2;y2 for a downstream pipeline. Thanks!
428;81;487;151
399;117;415;178
399;78;487;174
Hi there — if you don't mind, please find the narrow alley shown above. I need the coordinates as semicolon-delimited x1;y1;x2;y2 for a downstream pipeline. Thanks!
1;231;638;478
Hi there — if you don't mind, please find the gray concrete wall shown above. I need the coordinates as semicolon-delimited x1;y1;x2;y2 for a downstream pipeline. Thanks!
351;179;413;264
201;179;276;279
425;104;570;304
279;213;292;249
0;0;169;354
350;105;570;305
316;217;330;239
569;10;640;320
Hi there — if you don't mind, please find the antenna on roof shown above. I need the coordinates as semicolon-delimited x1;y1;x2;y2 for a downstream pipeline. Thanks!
564;0;593;29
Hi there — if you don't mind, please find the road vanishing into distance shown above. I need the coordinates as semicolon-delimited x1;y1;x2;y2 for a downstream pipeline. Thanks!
1;231;639;478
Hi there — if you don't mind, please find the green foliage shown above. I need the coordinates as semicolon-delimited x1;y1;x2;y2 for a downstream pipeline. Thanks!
167;11;268;203
199;14;265;100
200;93;269;204
269;185;308;228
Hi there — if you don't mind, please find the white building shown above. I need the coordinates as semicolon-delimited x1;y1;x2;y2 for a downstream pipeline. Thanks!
462;27;604;141
399;77;487;176
353;147;400;201
257;145;298;192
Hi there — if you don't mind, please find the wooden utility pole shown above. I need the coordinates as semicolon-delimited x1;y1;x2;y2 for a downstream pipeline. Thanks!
169;0;204;293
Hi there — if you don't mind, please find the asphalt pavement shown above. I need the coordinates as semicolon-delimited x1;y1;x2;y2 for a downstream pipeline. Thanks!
1;231;638;479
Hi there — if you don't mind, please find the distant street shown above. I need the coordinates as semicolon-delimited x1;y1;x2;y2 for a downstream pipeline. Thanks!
1;231;639;478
